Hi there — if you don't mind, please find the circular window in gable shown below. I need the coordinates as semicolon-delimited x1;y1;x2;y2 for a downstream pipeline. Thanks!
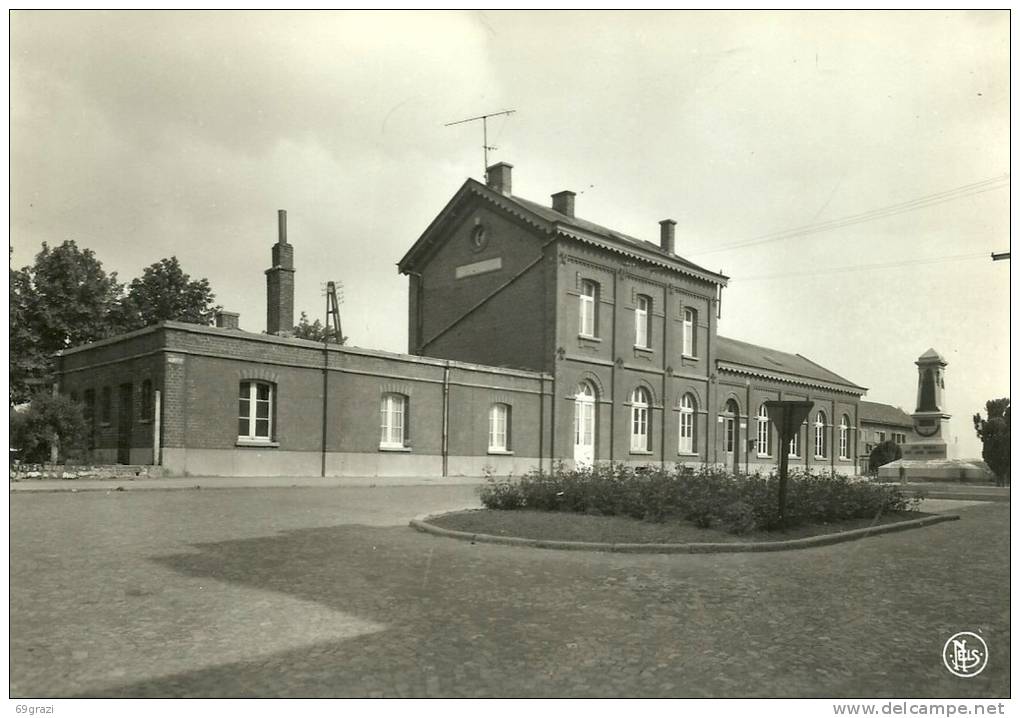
470;224;489;251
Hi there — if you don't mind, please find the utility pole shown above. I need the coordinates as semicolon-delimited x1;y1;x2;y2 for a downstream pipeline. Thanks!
444;109;516;181
320;280;343;478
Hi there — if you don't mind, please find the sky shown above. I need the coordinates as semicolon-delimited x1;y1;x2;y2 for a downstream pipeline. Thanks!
10;10;1010;459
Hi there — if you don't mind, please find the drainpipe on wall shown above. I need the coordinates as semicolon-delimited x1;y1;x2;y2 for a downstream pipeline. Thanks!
153;390;162;466
442;364;450;477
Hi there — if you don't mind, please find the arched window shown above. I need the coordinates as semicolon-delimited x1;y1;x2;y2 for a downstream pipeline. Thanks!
380;393;409;449
757;403;771;457
788;419;800;458
574;381;597;464
239;381;274;441
814;411;827;459
839;415;851;459
630;386;651;452
579;280;599;337
635;295;651;348
488;403;511;452
723;398;739;453
679;393;697;454
683;308;697;356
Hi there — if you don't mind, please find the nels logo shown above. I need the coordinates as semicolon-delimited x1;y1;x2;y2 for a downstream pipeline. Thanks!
942;631;988;678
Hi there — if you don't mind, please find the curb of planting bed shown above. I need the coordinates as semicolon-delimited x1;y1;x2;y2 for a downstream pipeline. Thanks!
409;510;960;554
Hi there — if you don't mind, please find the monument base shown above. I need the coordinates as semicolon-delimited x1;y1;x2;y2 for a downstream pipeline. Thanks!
877;458;993;482
901;439;948;461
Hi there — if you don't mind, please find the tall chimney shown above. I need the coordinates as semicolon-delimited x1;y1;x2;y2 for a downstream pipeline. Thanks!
486;162;513;196
265;209;295;335
551;190;576;218
659;219;676;255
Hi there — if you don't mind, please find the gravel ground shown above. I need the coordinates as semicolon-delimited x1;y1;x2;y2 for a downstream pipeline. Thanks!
10;486;1009;698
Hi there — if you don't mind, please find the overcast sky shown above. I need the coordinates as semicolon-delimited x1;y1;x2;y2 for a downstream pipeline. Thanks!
10;10;1009;458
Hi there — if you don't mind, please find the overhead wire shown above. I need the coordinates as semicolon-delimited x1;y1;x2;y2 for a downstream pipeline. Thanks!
731;251;991;283
689;174;1009;258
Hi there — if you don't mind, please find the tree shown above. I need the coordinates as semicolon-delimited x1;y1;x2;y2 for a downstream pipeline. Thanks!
117;256;219;331
10;241;124;402
974;398;1010;486
10;393;88;464
868;440;902;474
292;311;346;345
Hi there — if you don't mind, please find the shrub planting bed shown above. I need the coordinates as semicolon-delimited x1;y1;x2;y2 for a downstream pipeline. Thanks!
430;508;931;545
477;464;921;535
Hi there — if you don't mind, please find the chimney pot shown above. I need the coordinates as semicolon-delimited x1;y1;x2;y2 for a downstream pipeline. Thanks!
659;219;677;255
215;310;240;330
551;190;576;218
486;162;513;196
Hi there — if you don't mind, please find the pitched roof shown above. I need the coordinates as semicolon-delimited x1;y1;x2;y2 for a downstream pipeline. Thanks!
715;335;866;394
398;179;727;286
917;347;947;363
858;401;914;428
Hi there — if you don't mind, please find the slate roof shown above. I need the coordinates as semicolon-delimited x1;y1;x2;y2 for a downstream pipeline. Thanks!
399;179;727;286
858;400;914;428
715;335;866;394
508;193;724;281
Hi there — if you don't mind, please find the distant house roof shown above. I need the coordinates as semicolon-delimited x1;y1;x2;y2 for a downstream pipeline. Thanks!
859;400;914;428
398;178;728;286
715;335;866;395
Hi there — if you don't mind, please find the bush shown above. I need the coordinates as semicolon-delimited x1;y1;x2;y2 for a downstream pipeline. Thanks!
478;464;918;534
9;393;88;464
869;440;903;474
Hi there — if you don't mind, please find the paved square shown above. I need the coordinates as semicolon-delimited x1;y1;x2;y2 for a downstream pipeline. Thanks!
10;486;1009;697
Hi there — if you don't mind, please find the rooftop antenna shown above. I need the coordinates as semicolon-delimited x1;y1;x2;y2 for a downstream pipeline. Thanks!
444;109;516;181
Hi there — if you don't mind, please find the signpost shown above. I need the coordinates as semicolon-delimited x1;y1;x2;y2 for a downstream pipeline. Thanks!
764;400;814;527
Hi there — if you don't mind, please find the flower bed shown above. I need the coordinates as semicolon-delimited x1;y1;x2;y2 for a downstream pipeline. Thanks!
479;464;920;535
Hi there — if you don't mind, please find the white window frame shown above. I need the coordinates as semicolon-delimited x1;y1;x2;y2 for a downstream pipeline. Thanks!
579;280;597;337
488;403;510;452
238;380;273;442
630;387;650;452
839;415;850;459
679;393;696;454
788;429;800;458
682;308;696;357
814;411;827;459
757;403;771;457
380;393;408;449
635;295;651;348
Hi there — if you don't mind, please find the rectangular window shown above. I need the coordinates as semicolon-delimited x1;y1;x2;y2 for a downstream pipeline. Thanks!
239;381;273;441
579;280;597;337
757;419;771;457
635;295;650;348
488;404;510;452
724;416;735;453
683;308;696;356
878;431;886;443
380;394;408;448
100;387;112;424
788;431;800;458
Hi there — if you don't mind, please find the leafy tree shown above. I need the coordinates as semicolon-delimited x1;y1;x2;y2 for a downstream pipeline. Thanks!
10;393;88;464
292;311;346;345
973;398;1010;486
868;440;903;474
10;241;124;402
117;256;219;331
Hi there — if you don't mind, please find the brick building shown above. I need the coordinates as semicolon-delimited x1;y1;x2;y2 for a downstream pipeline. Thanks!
56;163;867;477
856;401;918;474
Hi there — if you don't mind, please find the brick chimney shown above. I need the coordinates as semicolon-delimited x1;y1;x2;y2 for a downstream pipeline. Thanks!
659;219;676;255
486;162;513;196
551;190;576;218
215;310;240;330
265;209;295;335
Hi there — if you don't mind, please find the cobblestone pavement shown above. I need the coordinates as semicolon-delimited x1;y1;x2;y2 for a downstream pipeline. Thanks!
10;487;1009;698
